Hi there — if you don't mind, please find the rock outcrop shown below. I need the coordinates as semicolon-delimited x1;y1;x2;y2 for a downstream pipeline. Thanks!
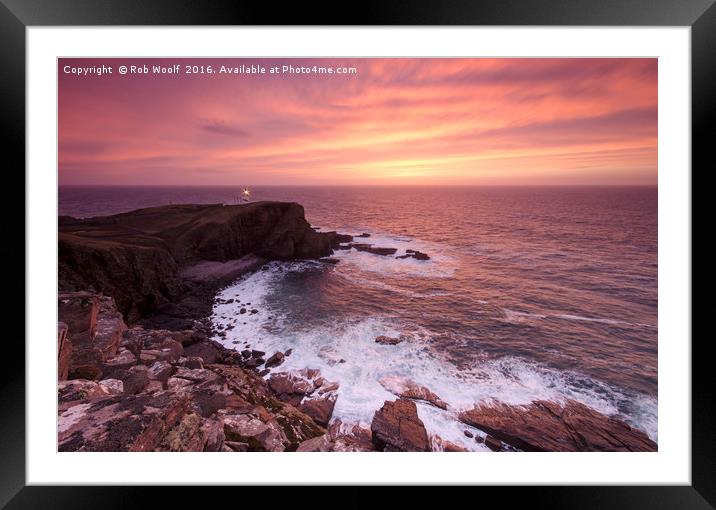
458;400;657;452
371;399;430;452
379;376;447;410
59;202;340;323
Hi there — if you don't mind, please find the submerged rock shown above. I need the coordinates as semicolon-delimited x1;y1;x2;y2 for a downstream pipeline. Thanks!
371;399;430;452
375;335;404;346
351;243;397;256
458;399;657;452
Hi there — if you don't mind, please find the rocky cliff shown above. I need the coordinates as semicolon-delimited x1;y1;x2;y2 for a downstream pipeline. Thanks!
59;202;343;324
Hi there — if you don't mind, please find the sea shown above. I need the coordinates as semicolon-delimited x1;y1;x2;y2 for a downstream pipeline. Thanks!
59;185;658;450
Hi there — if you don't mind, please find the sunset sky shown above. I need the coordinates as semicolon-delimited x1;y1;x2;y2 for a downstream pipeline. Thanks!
58;58;657;186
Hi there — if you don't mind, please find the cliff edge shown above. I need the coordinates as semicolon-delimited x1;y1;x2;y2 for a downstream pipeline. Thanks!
59;202;344;323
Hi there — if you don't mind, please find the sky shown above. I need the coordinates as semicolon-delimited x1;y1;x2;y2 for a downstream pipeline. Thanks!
58;58;657;186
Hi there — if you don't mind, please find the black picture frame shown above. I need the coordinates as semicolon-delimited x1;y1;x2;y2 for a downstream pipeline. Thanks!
2;0;711;506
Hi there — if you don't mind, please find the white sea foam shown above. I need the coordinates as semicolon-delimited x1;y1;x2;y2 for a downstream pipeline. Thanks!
212;261;658;450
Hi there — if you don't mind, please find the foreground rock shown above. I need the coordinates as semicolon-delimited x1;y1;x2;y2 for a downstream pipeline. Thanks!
371;399;430;452
379;376;447;410
458;400;657;452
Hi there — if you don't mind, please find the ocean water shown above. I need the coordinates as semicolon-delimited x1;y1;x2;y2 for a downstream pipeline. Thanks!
59;185;658;450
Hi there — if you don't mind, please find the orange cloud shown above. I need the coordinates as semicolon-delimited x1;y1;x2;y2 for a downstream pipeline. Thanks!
58;58;657;186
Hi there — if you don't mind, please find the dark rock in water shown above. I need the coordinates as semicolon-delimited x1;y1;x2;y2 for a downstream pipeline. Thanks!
463;430;474;438
356;233;371;238
484;435;502;451
458;399;657;452
320;257;340;264
284;348;293;357
239;308;247;314
250;309;258;314
375;335;403;345
351;243;397;256
371;399;430;452
59;202;336;323
334;244;351;250
251;350;266;359
265;352;285;368
396;249;430;261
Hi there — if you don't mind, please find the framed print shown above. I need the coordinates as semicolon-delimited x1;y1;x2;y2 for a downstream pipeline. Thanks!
2;0;712;506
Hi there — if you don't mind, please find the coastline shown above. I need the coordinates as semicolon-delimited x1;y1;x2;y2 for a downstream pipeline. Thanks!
57;201;657;452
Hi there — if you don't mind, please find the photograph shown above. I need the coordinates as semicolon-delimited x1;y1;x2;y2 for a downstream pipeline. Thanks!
56;57;658;453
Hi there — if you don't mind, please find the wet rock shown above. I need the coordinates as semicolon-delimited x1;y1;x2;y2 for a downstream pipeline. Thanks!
265;352;285;368
375;335;403;346
371;399;430;452
356;233;371;238
320;258;340;264
464;430;474;438
299;394;337;427
433;435;469;452
58;391;191;451
396;249;431;261
351;243;397;256
379;376;447;410
268;371;316;398
484;435;502;452
458;399;657;452
327;420;375;452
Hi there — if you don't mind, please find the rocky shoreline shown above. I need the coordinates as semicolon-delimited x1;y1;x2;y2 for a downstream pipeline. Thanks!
57;202;656;452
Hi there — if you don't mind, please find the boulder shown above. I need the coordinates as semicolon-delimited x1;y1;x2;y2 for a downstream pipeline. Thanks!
370;399;430;452
265;351;285;368
379;376;447;410
98;379;124;395
296;434;333;452
222;414;287;452
57;291;98;347
122;365;150;395
458;399;657;452
157;412;206;452
59;391;190;452
299;394;337;427
268;371;316;399
93;296;126;358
